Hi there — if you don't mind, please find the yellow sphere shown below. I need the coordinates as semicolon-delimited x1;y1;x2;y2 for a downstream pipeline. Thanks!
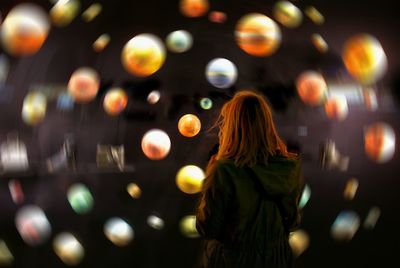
50;0;80;27
121;34;166;77
68;67;100;103
289;230;310;257
179;215;200;238
21;91;47;126
176;165;205;194
53;232;84;265
273;1;303;28
364;122;395;163
141;129;171;160
342;34;387;85
178;114;201;137
180;0;209;18
235;13;281;57
103;88;128;116
296;71;327;105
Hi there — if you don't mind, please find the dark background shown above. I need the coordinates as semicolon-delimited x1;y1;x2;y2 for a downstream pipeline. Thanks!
1;0;399;267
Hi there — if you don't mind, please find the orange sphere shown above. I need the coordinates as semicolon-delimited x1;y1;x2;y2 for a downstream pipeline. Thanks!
364;122;395;163
68;67;100;103
180;0;209;17
141;129;171;160
324;96;348;121
178;114;201;137
296;71;327;105
103;89;128;116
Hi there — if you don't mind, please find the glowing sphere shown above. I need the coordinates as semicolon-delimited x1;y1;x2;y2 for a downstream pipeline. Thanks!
53;232;84;265
273;1;303;28
299;184;311;209
289;230;310;257
331;210;360;241
235;13;281;57
364;122;395;163
176;165;205;194
141;129;171;160
104;217;134;246
103;88;128;116
121;34;166;77
67;183;94;214
311;33;328;53
0;240;14;265
296;71;327;105
15;205;52;246
147;90;161;104
81;3;102;22
178;114;201;137
1;3;50;56
200;97;213;110
180;0;209;18
364;207;381;230
93;34;110;52
343;178;359;200
304;6;324;25
179;215;200;238
342;34;388;85
21;91;47;126
166;30;193;53
147;215;165;230
205;58;238;88
324;95;348;121
208;11;227;23
127;183;141;199
50;0;80;27
68;67;100;103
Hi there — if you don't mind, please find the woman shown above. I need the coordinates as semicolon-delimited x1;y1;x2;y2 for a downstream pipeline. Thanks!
196;90;303;268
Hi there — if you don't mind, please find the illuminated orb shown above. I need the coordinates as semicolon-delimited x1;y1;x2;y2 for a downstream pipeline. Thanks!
180;215;200;238
50;0;80;27
147;215;165;230
324;95;348;121
166;30;193;53
93;34;110;52
200;97;213;110
304;6;324;25
21;91;47;126
141;129;171;160
0;240;14;265
180;0;209;18
364;122;395;163
342;34;388;85
364;206;381;230
296;71;327;106
67;67;100;103
343;178;359;200
121;34;166;77
208;11;227;23
289;229;310;257
147;90;161;104
178;114;201;137
67;183;94;214
235;13;281;57
15;205;52;246
127;183;141;199
273;1;303;28
311;33;328;53
205;58;238;88
331;210;360;241
81;3;102;22
299;184;311;209
103;88;128;116
53;232;84;265
1;3;50;56
104;217;134;247
176;165;205;194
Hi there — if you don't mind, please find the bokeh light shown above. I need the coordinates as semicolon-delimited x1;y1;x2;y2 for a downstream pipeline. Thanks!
296;71;327;106
364;122;395;163
342;34;388;85
147;90;161;104
289;229;310;257
0;240;14;265
273;1;303;28
176;165;205;194
304;6;324;25
364;206;381;230
324;95;348;121
179;215;200;238
15;205;52;246
178;114;201;137
147;215;165;230
121;34;166;77
205;58;238;88
8;179;24;204
166;30;193;53
104;218;134;247
141;129;171;160
127;183;142;199
235;13;281;57
0;3;50;56
53;232;84;265
21;91;47;126
200;97;213;110
93;34;110;52
81;3;102;22
311;33;328;53
67;183;94;215
331;210;360;241
299;184;311;209
67;67;100;103
180;0;209;18
343;178;359;200
103;88;128;116
50;0;80;27
362;88;378;111
208;11;227;23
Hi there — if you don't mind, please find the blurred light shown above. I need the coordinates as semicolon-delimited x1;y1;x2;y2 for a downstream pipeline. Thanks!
56;92;74;111
273;1;303;28
104;217;134;246
235;13;281;57
324;95;348;121
147;90;161;104
81;3;102;22
67;183;94;214
299;184;311;209
53;232;84;265
126;183;141;199
15;205;52;246
0;3;50;56
166;30;193;53
50;0;80;27
103;88;128;116
319;140;350;172
342;34;388;85
0;54;10;84
296;71;327;106
178;114;201;137
326;83;363;105
289;229;310;257
179;215;200;238
22;91;47;125
364;206;381;230
311;33;328;53
147;215;165;230
331;210;360;241
121;34;166;77
176;165;205;194
200;97;213;110
364;122;395;163
93;34;110;52
0;133;29;172
141;129;171;160
304;6;324;25
67;67;100;103
180;0;209;18
0;240;14;265
205;58;238;89
208;11;227;23
362;88;378;111
8;179;24;204
343;178;359;200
